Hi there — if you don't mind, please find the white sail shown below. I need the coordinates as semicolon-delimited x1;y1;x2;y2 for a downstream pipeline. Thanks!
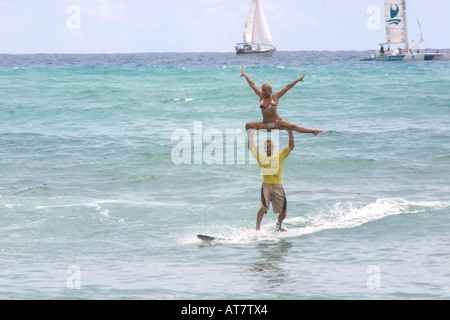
243;0;274;47
384;0;408;48
243;0;256;44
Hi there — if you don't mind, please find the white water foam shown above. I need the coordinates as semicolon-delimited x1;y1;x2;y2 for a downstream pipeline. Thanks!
187;198;450;245
281;198;449;239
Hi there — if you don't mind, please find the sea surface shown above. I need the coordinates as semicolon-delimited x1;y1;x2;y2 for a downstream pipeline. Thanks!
0;51;449;300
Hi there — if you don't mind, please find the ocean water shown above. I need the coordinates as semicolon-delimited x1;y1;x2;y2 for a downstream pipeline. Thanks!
0;51;449;300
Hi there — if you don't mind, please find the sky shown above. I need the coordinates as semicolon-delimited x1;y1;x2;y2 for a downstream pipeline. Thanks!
0;0;448;53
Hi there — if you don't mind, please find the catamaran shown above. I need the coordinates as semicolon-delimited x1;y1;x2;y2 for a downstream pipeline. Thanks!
362;0;449;61
235;0;276;56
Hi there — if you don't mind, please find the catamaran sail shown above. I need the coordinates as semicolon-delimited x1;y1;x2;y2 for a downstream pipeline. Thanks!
383;0;409;50
235;0;276;56
362;0;449;61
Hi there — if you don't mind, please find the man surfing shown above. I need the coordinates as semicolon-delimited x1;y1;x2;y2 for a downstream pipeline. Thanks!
248;128;295;232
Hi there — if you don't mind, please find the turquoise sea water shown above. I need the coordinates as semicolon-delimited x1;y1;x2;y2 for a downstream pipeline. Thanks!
0;51;449;300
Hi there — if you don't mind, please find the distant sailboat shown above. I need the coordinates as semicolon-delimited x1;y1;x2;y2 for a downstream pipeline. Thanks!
235;0;276;57
362;0;449;61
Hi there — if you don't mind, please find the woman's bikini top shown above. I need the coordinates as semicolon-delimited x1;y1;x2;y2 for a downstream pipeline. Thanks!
260;99;277;110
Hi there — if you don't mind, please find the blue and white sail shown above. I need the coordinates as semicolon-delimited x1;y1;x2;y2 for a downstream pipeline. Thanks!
383;0;409;50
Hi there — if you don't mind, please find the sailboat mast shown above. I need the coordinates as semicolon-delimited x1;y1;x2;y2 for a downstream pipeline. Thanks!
402;0;409;52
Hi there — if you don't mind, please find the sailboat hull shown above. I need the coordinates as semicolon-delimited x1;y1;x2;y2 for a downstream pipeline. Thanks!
235;42;275;57
361;55;405;61
235;48;275;57
362;53;450;61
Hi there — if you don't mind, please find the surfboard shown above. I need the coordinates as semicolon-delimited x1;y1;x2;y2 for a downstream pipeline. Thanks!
197;234;231;242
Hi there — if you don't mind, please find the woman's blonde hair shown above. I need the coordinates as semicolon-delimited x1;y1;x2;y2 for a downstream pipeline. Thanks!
262;83;272;92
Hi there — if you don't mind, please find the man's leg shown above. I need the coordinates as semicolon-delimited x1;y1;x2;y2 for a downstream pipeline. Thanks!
257;183;270;231
274;184;288;232
275;212;287;232
256;206;268;231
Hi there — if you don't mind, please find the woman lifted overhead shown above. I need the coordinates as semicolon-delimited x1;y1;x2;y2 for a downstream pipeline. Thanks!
241;69;323;135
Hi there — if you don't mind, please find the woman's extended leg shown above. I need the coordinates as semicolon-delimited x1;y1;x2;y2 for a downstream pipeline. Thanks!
276;120;322;135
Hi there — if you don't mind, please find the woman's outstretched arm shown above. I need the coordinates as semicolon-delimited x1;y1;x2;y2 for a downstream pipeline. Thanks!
274;74;305;99
241;69;262;98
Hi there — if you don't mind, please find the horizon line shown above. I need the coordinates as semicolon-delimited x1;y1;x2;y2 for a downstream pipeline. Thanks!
2;48;449;55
